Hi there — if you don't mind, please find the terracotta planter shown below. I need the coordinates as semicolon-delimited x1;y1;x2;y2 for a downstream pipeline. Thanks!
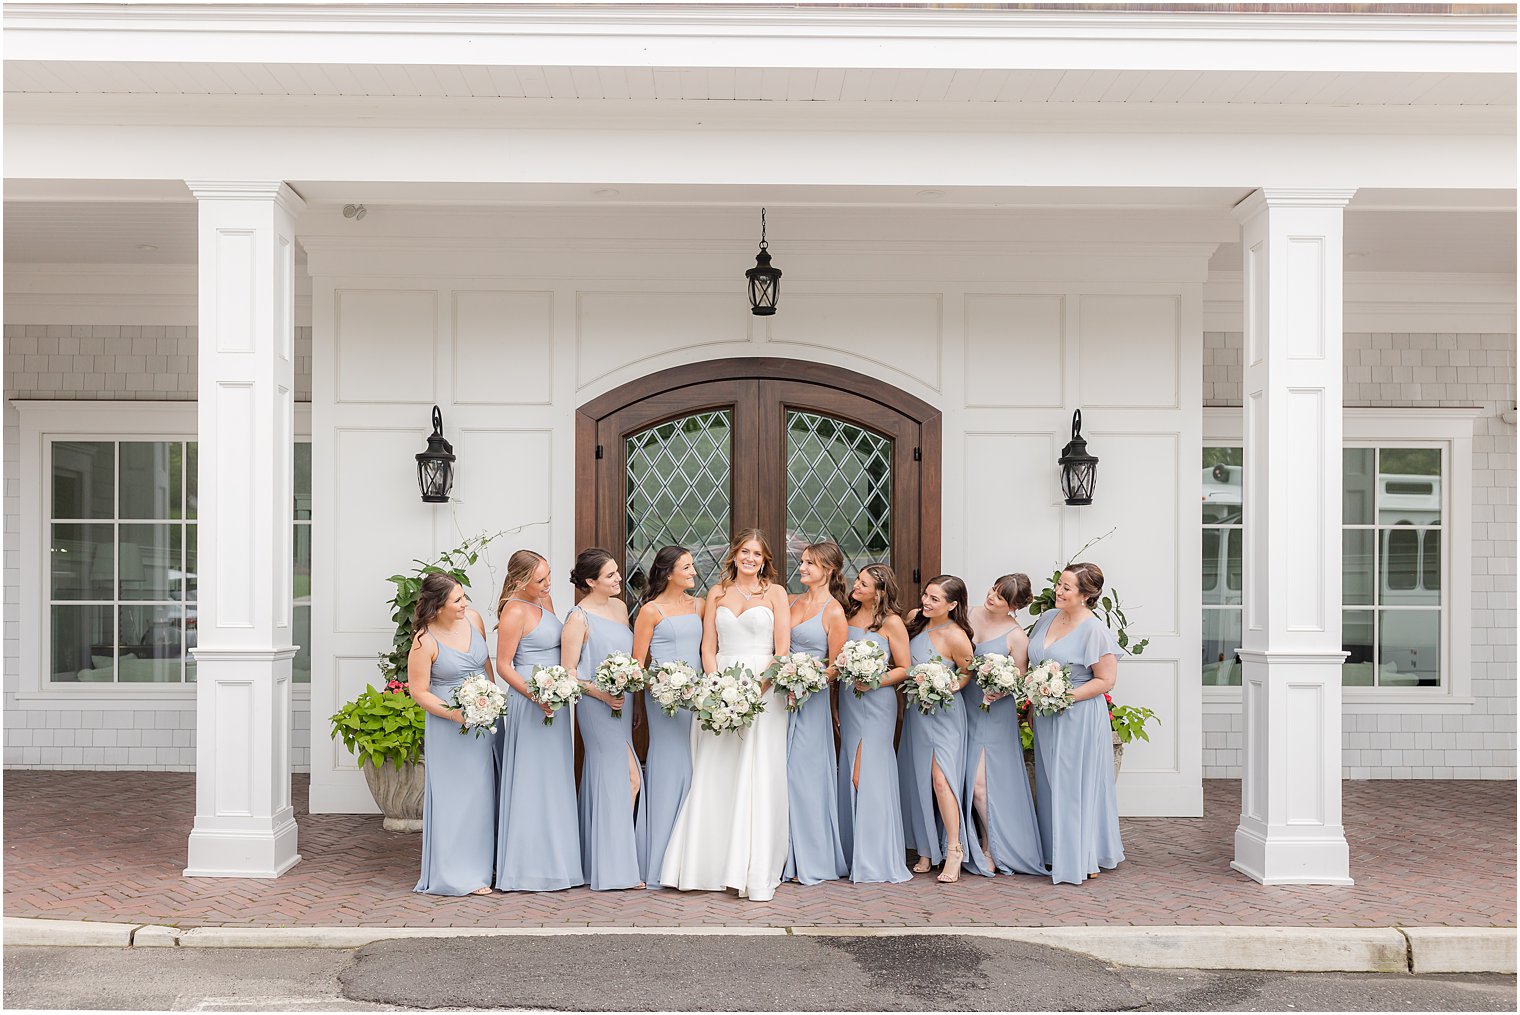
1022;733;1126;795
361;758;425;832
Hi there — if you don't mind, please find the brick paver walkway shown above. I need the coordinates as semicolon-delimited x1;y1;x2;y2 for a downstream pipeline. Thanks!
3;773;1512;929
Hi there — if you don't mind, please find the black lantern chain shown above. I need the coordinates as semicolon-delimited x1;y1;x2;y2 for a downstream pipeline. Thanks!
415;405;456;503
1058;409;1098;506
745;207;782;317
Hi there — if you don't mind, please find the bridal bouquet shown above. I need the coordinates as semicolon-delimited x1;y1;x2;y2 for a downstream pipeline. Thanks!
969;652;1023;712
528;664;582;727
592;651;646;719
763;652;830;711
450;673;507;737
835;638;890;698
904;658;959;715
1022;659;1076;716
692;663;767;735
646;660;701;718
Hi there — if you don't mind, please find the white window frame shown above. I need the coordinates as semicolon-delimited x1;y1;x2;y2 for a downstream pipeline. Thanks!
1202;406;1479;713
16;400;312;707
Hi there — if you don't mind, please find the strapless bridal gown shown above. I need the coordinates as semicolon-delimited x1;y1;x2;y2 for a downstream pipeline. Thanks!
659;605;790;902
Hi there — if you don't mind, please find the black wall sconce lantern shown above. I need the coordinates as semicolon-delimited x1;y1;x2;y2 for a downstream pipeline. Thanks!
745;207;782;316
1058;409;1098;506
415;405;456;503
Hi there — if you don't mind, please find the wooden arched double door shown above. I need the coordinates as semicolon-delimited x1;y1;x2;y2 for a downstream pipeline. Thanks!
576;358;941;606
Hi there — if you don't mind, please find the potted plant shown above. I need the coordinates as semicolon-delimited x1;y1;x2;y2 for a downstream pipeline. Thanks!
1020;696;1158;791
329;530;499;830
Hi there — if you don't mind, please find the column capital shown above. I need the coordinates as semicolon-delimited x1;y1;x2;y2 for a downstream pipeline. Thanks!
184;180;306;215
1232;188;1358;222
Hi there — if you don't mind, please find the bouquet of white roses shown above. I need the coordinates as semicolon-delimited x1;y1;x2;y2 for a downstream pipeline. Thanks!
904;658;959;714
834;638;890;698
528;664;582;727
1022;659;1076;716
450;673;507;736
692;663;767;736
969;652;1023;712
592;651;646;719
646;659;701;718
762;651;830;711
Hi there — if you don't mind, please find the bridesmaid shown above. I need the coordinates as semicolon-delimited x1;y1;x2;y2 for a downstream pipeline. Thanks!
903;575;992;883
964;573;1044;876
563;548;645;891
631;545;703;888
1029;561;1125;885
838;563;913;885
493;549;584;892
409;574;497;896
782;542;848;885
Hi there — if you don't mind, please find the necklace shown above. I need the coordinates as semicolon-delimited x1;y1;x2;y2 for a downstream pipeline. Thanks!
734;582;762;601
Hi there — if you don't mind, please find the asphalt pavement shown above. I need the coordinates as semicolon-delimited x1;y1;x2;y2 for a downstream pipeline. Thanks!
4;936;1516;1012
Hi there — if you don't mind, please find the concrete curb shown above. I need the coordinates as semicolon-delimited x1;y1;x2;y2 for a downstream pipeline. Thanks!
3;917;1515;973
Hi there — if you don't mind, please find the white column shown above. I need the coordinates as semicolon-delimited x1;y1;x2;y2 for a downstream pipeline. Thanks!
1231;188;1355;886
184;181;305;878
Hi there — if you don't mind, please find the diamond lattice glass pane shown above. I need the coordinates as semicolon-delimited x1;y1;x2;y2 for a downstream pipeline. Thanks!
785;411;892;592
625;410;733;605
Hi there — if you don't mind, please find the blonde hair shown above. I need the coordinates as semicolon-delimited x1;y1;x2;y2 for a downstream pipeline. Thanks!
496;549;547;619
719;528;776;592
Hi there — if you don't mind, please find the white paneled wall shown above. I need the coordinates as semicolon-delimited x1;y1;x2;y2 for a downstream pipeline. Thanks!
1202;329;1517;779
2;323;313;771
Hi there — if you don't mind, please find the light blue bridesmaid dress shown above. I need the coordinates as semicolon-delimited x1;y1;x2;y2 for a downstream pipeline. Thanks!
1028;611;1125;885
494;600;584;892
572;607;646;891
901;627;992;875
782;607;847;884
836;624;912;884
638;606;699;888
414;623;497;896
963;632;1044;875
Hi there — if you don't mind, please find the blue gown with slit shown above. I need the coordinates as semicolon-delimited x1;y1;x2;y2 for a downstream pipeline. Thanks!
1028;612;1126;885
837;624;912;884
782;607;847;884
414;623;497;895
572;607;646;890
638;607;700;888
962;632;1044;875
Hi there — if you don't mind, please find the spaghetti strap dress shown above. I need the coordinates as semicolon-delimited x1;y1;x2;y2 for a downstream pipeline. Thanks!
836;624;912;884
414;623;497;895
962;632;1044;875
782;608;847;885
572;607;646;891
638;607;700;888
1028;612;1125;885
494;600;584;892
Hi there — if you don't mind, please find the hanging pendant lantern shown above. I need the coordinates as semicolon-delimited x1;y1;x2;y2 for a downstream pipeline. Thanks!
415;405;455;503
745;207;782;316
1058;409;1099;506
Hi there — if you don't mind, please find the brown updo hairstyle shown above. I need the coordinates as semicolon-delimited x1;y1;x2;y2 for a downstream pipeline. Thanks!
906;573;976;645
804;541;851;614
495;549;547;619
641;544;692;607
1064;560;1106;608
852;562;902;633
993;572;1033;613
719;527;777;591
413;572;462;643
570;547;617;594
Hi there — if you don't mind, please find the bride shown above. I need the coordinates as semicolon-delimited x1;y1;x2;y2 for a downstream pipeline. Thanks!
660;528;792;902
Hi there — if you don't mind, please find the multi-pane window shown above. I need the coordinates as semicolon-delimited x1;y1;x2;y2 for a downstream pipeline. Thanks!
48;438;312;686
1199;442;1447;690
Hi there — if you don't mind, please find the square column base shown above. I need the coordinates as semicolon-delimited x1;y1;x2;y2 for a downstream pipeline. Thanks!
185;813;301;878
1231;821;1352;886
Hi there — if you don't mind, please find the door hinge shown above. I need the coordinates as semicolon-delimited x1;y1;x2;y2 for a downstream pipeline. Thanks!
913;446;922;461
912;568;921;583
595;444;604;459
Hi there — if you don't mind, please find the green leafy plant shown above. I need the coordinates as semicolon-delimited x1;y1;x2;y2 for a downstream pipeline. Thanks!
329;684;426;770
377;531;501;687
1108;697;1160;745
1025;529;1149;657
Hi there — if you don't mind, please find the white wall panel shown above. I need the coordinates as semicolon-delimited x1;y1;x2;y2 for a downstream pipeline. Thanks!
336;289;436;403
770;293;942;392
963;294;1064;408
961;432;1061;595
1078;294;1180;409
333;427;434;633
330;655;382;783
452;290;553;405
1114;657;1181;775
576;291;749;389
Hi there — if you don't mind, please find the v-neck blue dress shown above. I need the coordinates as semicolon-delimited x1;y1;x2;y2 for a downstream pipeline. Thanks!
638;606;700;888
836;623;912;884
573;607;646;890
782;607;847;884
962;631;1044;875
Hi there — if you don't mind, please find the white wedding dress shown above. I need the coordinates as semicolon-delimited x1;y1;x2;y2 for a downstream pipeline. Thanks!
659;605;790;902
